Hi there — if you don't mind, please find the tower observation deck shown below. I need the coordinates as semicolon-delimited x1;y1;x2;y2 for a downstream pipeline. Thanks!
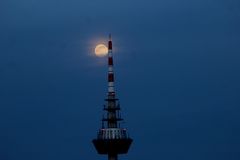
92;35;133;160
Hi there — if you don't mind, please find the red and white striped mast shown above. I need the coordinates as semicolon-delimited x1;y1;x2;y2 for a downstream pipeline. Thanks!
106;34;118;129
107;34;115;97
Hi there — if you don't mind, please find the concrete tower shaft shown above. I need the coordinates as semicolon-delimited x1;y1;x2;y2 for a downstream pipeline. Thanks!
92;35;133;160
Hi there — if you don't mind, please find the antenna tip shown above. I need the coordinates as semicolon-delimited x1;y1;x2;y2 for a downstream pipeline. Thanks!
109;34;112;41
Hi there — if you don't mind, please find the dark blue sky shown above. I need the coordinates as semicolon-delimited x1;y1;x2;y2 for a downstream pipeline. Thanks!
1;0;240;160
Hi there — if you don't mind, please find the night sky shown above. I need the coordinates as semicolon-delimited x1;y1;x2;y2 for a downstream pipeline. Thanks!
1;0;240;160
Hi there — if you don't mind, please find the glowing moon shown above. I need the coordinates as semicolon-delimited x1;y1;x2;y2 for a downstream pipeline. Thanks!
95;44;108;57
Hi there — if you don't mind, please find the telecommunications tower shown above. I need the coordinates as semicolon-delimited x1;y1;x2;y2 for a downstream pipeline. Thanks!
92;35;133;160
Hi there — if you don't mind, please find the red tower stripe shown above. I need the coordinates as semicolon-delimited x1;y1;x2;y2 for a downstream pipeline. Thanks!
108;57;113;66
108;41;112;50
108;73;114;82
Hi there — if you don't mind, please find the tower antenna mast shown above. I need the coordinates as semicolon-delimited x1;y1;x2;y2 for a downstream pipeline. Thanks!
92;35;133;160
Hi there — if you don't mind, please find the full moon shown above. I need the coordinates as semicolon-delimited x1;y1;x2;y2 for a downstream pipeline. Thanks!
95;44;108;57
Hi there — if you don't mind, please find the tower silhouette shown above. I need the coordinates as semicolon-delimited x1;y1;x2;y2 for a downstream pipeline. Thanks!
92;35;133;160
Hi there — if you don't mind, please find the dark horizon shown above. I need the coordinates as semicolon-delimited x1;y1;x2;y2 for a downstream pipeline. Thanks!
1;0;240;160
